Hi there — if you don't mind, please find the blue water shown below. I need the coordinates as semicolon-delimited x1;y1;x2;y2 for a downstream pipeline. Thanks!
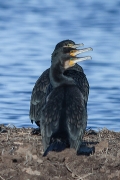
0;0;120;131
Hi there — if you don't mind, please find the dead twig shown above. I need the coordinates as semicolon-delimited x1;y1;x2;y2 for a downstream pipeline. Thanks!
65;162;93;180
65;162;72;173
76;173;93;180
0;175;5;180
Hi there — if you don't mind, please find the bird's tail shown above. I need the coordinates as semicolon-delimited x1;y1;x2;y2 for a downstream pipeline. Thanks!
43;139;68;156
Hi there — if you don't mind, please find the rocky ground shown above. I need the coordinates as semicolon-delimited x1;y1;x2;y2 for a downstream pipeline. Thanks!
0;124;120;180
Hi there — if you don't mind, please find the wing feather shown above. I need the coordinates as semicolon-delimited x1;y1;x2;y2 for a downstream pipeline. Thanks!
64;69;89;105
66;86;87;151
29;69;50;121
29;64;89;128
40;87;64;151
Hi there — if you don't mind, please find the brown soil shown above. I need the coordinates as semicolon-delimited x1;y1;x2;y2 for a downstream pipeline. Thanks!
0;125;120;180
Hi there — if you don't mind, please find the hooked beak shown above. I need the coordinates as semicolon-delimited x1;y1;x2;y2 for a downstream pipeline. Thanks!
69;56;92;66
64;43;84;48
69;45;93;67
70;47;93;56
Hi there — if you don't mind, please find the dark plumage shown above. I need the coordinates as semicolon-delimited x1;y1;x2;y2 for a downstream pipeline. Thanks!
29;40;93;155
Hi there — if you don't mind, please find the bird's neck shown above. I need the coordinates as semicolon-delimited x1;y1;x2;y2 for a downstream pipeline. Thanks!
50;61;74;88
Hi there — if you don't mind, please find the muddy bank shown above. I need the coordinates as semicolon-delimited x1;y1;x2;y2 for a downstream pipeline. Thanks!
0;125;120;180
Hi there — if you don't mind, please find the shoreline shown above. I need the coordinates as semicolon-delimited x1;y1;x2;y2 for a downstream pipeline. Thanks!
0;125;120;180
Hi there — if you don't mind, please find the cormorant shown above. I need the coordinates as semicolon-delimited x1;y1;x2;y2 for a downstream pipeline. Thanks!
29;40;93;155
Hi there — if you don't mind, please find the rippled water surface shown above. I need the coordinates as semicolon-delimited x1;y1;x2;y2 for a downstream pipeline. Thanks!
0;0;120;131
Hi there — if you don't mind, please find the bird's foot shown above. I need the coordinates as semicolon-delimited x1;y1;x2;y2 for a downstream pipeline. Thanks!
31;127;41;135
77;145;95;156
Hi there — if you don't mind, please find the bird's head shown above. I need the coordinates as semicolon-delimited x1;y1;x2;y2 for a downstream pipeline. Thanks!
51;40;93;70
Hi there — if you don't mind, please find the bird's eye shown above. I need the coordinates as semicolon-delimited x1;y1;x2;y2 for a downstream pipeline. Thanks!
67;44;71;47
66;44;73;47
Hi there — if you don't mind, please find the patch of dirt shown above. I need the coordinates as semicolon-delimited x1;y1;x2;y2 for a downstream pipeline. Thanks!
0;125;120;180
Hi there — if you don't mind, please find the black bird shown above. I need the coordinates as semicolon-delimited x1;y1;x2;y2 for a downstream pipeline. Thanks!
29;40;93;155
